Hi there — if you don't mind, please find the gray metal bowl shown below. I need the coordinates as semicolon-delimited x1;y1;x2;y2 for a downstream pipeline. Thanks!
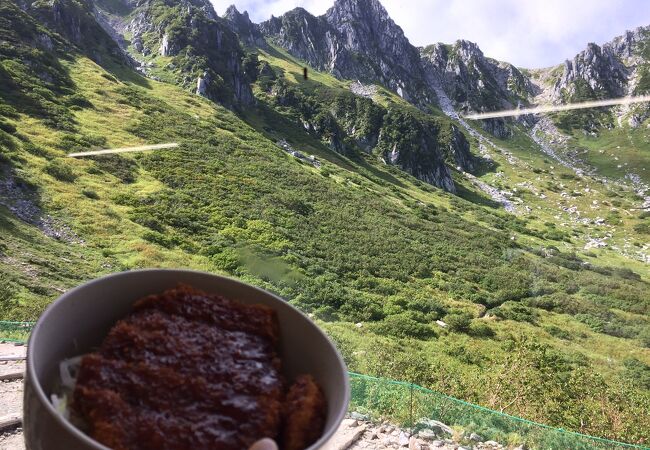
24;269;349;450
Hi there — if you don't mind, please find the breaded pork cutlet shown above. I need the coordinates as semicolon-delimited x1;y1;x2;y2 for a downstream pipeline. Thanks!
281;375;327;450
72;285;326;450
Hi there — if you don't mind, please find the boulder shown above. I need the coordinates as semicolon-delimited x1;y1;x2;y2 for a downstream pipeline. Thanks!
341;418;358;428
408;436;421;450
469;432;484;442
398;431;410;446
416;419;452;436
417;429;437;441
350;411;370;421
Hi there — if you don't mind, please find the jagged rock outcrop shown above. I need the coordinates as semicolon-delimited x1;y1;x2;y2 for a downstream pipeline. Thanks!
375;117;473;192
323;0;431;102
260;0;432;104
608;27;649;60
553;43;629;100
376;109;468;192
196;71;210;97
90;0;254;106
546;26;650;102
21;0;128;66
448;125;475;171
421;41;532;111
222;5;266;48
260;8;335;70
534;25;650;129
421;40;534;138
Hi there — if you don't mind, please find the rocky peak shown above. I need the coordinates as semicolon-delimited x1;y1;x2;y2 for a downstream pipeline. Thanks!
260;0;430;104
323;0;428;101
224;5;247;21
606;29;643;59
324;0;393;36
180;0;218;20
420;43;448;70
90;0;254;106
259;8;334;72
453;39;484;61
223;4;265;47
422;39;531;116
553;42;629;100
261;7;320;33
420;38;533;138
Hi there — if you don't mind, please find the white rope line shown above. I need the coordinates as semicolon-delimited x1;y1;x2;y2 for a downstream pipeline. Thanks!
67;143;179;157
463;95;650;120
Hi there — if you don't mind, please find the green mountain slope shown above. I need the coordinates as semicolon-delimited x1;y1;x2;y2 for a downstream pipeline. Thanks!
0;0;649;444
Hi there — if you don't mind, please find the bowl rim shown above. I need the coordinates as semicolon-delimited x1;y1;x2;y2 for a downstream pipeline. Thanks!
27;268;350;450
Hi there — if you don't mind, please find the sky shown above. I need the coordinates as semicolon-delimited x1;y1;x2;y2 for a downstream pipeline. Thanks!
212;0;650;68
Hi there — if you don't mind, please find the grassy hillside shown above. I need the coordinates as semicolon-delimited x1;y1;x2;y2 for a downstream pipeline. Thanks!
1;2;649;444
568;124;650;184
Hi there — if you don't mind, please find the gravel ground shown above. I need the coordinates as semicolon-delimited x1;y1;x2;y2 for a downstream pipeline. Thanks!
0;343;25;450
0;361;25;379
0;379;24;450
0;380;22;417
0;344;26;359
0;429;24;450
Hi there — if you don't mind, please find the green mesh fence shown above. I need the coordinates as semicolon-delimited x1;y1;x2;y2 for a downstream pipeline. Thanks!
0;320;33;343
1;322;646;449
349;372;648;450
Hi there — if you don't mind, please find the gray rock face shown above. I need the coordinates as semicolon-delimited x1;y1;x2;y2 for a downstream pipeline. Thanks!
159;33;172;56
421;40;533;112
376;110;463;193
260;8;341;72
553;42;629;99
535;25;650;131
260;0;431;105
222;5;266;47
480;118;512;139
549;26;650;102
24;0;127;64
448;125;475;171
420;40;533;138
323;0;430;102
90;0;253;106
607;27;647;59
196;72;210;96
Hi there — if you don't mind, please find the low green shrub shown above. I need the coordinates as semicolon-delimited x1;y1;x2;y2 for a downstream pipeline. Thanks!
44;159;76;182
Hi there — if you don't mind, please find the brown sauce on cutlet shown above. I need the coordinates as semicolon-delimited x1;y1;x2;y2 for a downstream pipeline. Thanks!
72;285;285;450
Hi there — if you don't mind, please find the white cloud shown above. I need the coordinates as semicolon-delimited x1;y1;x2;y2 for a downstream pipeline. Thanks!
212;0;650;68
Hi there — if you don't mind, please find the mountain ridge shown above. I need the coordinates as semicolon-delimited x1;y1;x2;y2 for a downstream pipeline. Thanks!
247;1;650;122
